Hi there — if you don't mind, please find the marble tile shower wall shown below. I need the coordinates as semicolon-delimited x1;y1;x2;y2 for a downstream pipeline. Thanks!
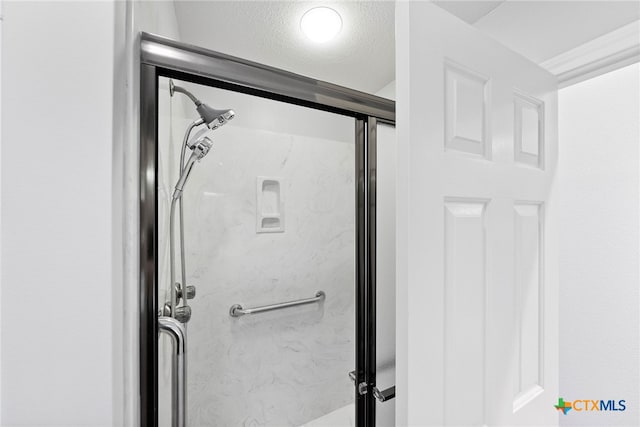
159;84;356;426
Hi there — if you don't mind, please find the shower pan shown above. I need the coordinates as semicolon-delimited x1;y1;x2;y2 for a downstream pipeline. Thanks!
140;32;395;427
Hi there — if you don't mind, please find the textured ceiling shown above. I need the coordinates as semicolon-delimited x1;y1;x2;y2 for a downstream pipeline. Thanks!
174;1;639;95
174;1;395;95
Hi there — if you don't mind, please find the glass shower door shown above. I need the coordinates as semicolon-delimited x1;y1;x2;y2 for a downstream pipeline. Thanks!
157;77;357;426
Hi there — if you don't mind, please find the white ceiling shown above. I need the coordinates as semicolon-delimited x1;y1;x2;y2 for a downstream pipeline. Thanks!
471;1;640;63
173;1;640;95
173;1;395;94
432;1;506;24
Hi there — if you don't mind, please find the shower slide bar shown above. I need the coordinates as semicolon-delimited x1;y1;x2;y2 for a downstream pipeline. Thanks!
229;290;326;317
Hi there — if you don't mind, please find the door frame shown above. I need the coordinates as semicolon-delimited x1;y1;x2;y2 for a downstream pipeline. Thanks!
138;32;394;427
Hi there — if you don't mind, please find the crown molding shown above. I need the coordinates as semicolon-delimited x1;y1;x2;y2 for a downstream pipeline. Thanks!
540;20;640;88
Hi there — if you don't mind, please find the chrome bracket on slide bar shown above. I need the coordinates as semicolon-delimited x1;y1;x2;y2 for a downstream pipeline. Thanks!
158;317;187;427
229;290;326;317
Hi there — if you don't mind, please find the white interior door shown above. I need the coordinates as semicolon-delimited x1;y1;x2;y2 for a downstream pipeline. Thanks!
396;3;559;426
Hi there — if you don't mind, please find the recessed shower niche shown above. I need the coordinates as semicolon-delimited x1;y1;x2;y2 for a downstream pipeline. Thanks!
256;176;285;233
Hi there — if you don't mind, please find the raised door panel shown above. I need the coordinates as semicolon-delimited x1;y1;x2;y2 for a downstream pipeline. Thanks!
444;200;488;426
513;203;544;411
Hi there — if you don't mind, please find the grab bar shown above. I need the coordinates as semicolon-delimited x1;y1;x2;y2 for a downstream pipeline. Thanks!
158;317;187;427
229;290;326;317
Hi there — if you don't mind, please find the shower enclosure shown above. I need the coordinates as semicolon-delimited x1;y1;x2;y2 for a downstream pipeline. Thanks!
139;33;395;427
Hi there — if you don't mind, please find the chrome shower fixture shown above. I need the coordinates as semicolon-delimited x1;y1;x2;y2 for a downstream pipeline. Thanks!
172;133;214;200
186;128;215;159
166;79;236;325
197;104;235;131
169;79;236;130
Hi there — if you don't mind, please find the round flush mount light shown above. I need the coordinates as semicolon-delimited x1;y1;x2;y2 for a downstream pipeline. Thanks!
300;7;343;43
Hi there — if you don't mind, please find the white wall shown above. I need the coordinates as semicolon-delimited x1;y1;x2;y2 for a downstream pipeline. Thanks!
375;80;395;100
559;63;640;426
0;1;187;423
1;1;116;425
0;0;4;420
116;2;186;425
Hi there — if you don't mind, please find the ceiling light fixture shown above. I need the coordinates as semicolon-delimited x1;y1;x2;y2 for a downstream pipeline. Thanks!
300;7;342;43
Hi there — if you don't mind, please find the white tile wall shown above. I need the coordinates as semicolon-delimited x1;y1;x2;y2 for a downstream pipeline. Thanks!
158;80;356;426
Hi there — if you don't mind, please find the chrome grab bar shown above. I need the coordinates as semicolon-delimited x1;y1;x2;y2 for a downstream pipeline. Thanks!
158;317;187;427
229;290;326;317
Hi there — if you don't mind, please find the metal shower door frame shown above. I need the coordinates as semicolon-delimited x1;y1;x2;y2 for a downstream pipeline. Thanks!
139;32;395;427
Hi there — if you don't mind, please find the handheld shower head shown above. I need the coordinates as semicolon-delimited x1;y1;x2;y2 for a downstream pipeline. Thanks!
173;134;214;199
189;133;214;160
170;79;235;130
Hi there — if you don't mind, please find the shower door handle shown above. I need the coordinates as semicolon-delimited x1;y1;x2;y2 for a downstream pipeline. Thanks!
158;316;187;427
373;385;395;402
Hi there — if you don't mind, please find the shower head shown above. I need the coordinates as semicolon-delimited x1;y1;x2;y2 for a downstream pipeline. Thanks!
196;104;235;130
170;79;235;130
172;134;214;200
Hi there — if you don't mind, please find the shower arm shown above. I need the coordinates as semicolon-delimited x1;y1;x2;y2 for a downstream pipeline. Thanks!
170;80;202;107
